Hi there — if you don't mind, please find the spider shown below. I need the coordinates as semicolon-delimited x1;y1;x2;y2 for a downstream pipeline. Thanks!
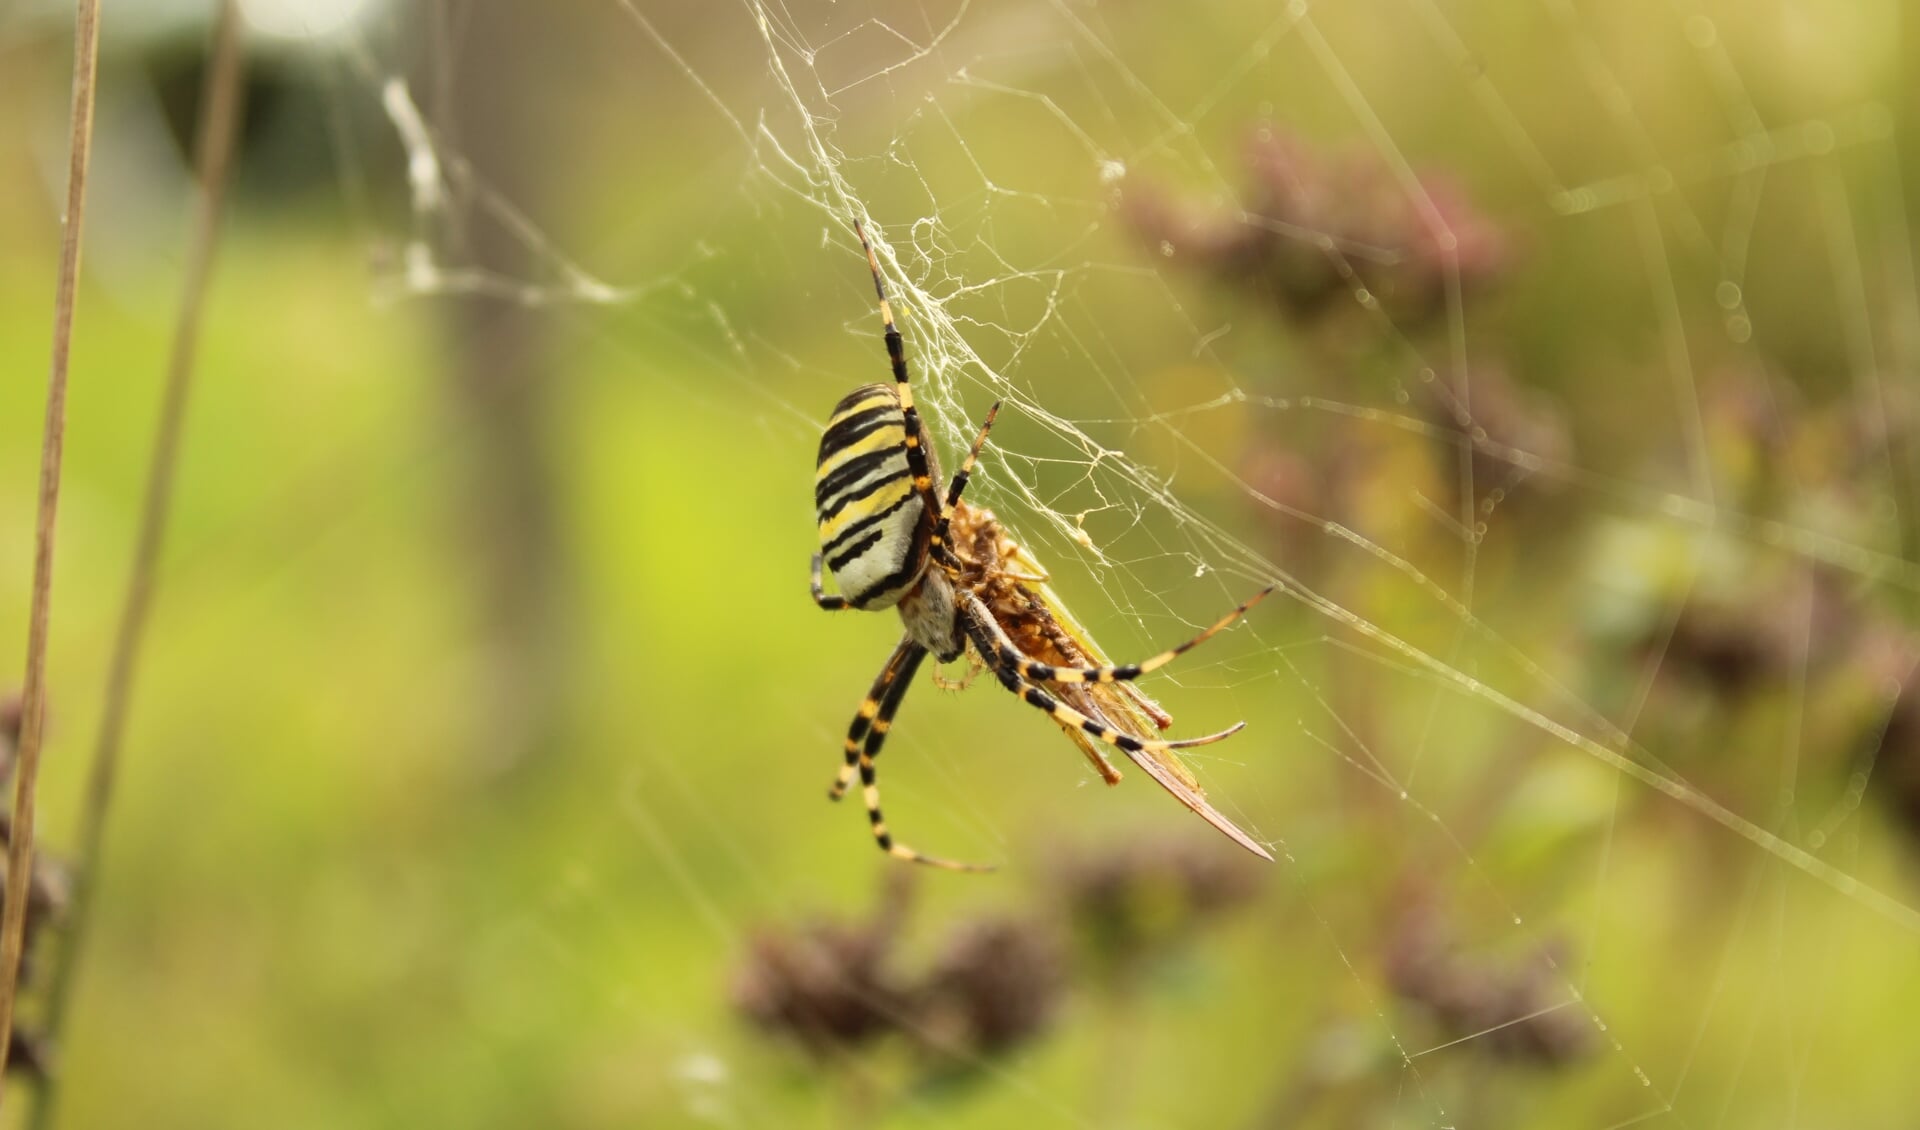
811;221;1275;871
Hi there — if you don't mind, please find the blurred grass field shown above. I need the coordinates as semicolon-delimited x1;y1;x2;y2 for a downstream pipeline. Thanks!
1;2;1919;1128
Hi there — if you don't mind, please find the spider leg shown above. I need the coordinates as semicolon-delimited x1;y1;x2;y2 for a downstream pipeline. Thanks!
829;639;923;800
925;400;1002;571
857;748;994;872
828;638;994;872
961;586;1275;685
854;221;946;542
967;613;1221;752
960;609;1249;756
810;552;849;610
938;399;1001;520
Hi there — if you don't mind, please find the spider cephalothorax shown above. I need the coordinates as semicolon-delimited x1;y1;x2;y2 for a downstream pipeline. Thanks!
810;221;1275;871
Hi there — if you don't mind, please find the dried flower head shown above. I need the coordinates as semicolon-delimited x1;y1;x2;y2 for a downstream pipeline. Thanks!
1383;896;1592;1067
731;868;1073;1095
915;915;1065;1060
1239;446;1328;573
0;696;65;1081
1645;563;1863;708
1052;836;1262;976
1121;126;1510;329
0;819;73;941
1659;597;1801;701
6;1025;47;1081
1414;364;1570;512
0;692;22;783
730;873;916;1055
1851;629;1920;840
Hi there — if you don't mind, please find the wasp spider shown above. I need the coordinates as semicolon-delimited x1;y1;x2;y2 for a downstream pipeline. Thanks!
811;222;1275;871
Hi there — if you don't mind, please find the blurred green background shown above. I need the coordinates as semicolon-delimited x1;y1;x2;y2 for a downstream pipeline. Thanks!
1;0;1919;1126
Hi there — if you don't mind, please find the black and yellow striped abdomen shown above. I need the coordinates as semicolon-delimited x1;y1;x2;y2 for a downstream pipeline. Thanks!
816;383;934;609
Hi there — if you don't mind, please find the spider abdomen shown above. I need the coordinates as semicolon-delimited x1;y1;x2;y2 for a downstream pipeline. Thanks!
815;383;934;609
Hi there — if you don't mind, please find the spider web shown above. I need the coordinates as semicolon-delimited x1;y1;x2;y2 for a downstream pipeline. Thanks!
298;0;1920;1125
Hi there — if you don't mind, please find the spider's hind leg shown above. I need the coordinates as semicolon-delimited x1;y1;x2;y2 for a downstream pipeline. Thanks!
828;638;993;872
857;751;995;873
829;640;922;800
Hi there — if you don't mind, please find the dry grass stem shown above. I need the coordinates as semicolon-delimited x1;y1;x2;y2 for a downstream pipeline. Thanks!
0;0;106;1100
25;3;249;1122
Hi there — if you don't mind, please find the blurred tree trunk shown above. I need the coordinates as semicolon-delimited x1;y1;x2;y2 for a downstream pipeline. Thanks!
424;2;580;773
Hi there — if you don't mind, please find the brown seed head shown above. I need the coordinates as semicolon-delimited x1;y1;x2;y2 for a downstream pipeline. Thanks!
1052;837;1262;975
916;915;1065;1059
1121;125;1511;329
1383;898;1593;1068
730;874;917;1055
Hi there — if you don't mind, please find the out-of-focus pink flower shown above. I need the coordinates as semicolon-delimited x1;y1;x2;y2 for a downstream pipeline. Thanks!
1121;126;1513;329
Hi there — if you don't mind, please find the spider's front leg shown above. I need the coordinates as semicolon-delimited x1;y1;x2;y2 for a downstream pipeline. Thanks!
927;401;1002;572
962;587;1274;686
959;607;1247;753
942;401;1001;514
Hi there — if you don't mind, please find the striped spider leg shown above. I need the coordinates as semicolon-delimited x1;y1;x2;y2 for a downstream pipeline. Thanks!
855;221;951;562
825;638;993;872
963;586;1275;688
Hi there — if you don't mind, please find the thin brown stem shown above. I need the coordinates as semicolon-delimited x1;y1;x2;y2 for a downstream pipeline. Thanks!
25;3;248;1121
0;0;105;1102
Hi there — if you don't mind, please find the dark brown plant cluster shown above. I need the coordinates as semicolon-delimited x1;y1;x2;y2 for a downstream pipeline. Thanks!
1861;633;1920;837
914;915;1063;1061
0;693;66;1080
1382;894;1592;1067
738;843;1616;1125
1249;885;1599;1129
1587;369;1920;841
731;837;1263;1094
1147;124;1920;861
731;870;1063;1071
1639;574;1836;704
731;871;918;1057
738;843;1605;1114
1092;109;1920;1129
1238;360;1572;580
1048;834;1262;983
1120;126;1511;329
1124;126;1566;563
1411;363;1572;514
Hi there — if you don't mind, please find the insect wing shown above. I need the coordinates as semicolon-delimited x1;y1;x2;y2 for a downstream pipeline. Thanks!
1109;735;1274;861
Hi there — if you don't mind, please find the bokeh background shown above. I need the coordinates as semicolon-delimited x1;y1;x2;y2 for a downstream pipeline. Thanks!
1;0;1918;1126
